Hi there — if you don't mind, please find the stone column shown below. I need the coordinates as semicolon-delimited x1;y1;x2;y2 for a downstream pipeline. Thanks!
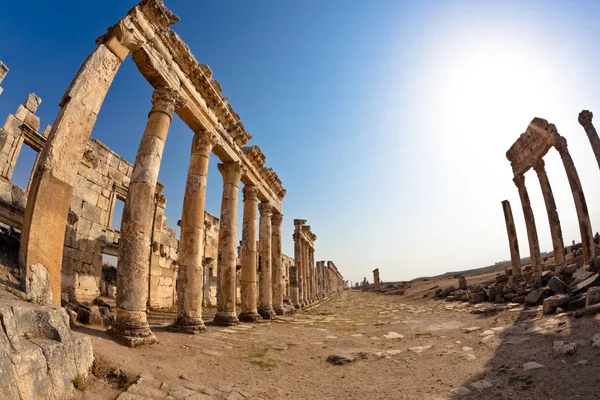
532;159;565;265
239;185;261;322
578;110;600;172
292;232;301;308
501;200;522;278
302;240;310;305
271;212;285;315
373;268;381;288
257;203;275;319
214;162;242;326
171;130;217;333
298;238;306;307
555;136;595;261
20;39;128;306
113;86;185;346
514;174;542;275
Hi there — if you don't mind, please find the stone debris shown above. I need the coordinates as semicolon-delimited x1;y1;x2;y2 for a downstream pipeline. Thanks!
470;379;492;391
326;351;367;365
383;332;404;339
408;345;432;353
592;333;600;348
523;361;546;370
451;386;472;396
553;341;578;356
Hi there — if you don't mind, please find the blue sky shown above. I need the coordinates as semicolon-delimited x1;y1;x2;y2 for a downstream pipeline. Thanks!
2;0;600;285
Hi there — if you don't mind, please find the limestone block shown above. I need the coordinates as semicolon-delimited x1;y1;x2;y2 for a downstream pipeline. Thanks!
25;264;54;306
24;94;41;113
89;222;105;239
14;105;28;121
81;187;99;205
0;356;20;399
81;201;102;222
97;194;109;211
549;276;568;294
12;305;71;342
74;273;100;303
0;179;12;203
10;342;55;399
71;335;94;378
586;287;600;306
543;294;569;315
2;114;20;133
30;337;78;399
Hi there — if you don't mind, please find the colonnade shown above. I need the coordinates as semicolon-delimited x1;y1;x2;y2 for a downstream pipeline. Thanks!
502;116;598;281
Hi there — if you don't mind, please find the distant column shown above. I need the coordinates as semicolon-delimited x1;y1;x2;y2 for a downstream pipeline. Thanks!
172;129;217;333
213;162;242;326
578;110;600;172
532;159;565;265
292;229;302;308
501;200;522;278
258;203;276;319
373;268;381;287
271;212;285;315
302;240;310;305
555;136;595;261
239;185;262;322
114;86;185;346
513;174;541;275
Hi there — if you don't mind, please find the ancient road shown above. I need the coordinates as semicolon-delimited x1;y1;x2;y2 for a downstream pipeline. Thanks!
83;290;600;400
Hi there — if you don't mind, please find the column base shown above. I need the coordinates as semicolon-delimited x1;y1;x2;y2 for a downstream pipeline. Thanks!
213;311;240;326
110;310;157;347
258;305;276;320
169;316;207;334
294;302;301;309
273;304;286;315
238;310;263;323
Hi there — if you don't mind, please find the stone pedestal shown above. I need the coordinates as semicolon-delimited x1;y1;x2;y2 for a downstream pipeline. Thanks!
113;86;185;346
501;200;522;278
171;130;217;333
239;185;262;323
258;203;275;319
555;136;595;261
532;159;565;265
514;174;541;275
213;162;242;326
271;212;285;315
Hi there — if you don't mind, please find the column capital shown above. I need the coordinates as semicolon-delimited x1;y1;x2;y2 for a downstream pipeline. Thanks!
258;202;272;216
151;86;186;116
217;162;242;184
513;173;525;189
271;212;283;226
532;158;546;175
192;129;218;156
294;219;307;227
242;185;258;202
554;135;569;156
578;110;593;127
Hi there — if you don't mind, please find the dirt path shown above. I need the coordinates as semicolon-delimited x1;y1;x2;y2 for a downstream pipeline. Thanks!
82;289;600;400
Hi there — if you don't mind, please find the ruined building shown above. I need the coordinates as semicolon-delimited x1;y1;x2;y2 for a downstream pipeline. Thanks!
0;0;345;349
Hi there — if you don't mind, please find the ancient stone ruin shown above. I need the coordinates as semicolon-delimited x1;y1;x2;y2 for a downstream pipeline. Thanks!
0;0;347;395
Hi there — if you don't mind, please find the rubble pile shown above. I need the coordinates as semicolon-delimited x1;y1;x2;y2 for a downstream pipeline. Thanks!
435;247;600;316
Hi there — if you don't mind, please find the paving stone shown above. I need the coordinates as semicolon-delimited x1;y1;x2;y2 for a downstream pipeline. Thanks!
523;361;545;370
128;383;168;398
169;387;198;399
470;379;492;391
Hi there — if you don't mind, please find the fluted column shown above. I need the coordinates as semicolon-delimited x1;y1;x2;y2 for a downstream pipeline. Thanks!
172;130;218;333
292;231;301;308
514;174;541;275
501;200;522;278
258;203;275;319
239;185;261;322
578;110;600;172
532;159;565;265
271;212;285;315
555;136;595;261
113;87;185;346
302;239;310;305
213;162;242;326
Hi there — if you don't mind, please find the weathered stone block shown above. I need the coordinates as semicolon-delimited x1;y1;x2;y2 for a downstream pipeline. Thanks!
586;287;600;306
23;93;41;113
10;341;55;399
549;276;567;294
543;295;569;315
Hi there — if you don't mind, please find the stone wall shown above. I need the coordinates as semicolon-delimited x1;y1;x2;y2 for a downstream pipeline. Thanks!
0;91;223;309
